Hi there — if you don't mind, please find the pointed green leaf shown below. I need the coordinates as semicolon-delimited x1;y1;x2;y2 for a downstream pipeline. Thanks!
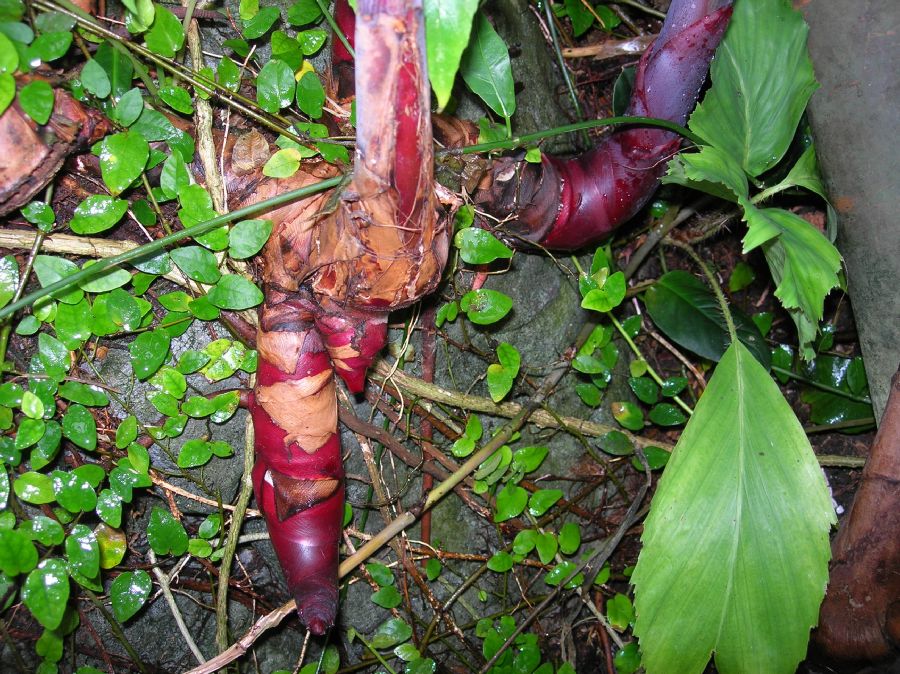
424;0;478;109
459;13;516;120
632;342;835;674
688;0;817;176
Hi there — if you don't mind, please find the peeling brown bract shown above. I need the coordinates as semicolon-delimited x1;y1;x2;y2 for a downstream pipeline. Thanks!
268;470;340;521
0;80;110;216
256;330;307;375
256;370;337;452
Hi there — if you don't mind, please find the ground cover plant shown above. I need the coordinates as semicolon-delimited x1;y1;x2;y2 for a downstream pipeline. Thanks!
0;0;881;672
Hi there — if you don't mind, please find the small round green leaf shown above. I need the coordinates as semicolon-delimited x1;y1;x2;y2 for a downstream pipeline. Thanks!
494;483;527;522
23;559;69;629
69;195;128;234
19;80;54;125
454;228;513;264
207;274;263;310
109;569;151;622
146;506;188;555
62;404;97;451
460;289;512;325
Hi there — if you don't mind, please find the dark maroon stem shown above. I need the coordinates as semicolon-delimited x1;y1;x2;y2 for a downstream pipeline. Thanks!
479;0;733;250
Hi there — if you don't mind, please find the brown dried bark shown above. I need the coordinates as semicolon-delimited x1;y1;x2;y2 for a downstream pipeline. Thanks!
814;368;900;664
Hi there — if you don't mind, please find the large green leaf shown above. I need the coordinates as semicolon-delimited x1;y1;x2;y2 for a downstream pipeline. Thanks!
644;271;770;369
748;207;842;359
459;13;515;121
632;341;835;673
688;0;817;176
423;0;478;110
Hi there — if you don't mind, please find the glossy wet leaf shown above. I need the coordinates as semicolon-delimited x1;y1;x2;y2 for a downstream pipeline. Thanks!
558;522;581;555
614;643;642;674
81;58;111;98
69;194;129;235
460;289;512;325
296;71;324;118
169;245;221;284
370;585;402;609
486;342;519;402
455;227;512;265
159;84;193;114
611;402;644;432
33;255;83;304
147;506;188;556
58;382;108;407
65;525;99;579
648;403;687;427
0;255;16;311
23;559;69;629
128;330;170;380
607;593;635;631
52;468;97;512
534;532;557;565
99;132;149;196
256;59;295;113
370;618;412;649
201;339;246;381
94;522;126;568
24;516;64;547
631;446;671;472
110;569;151;622
528;489;562;517
494;483;527;522
14;471;54;504
632;342;835;674
645;270;770;369
207;274;263;310
62;404;97;451
511;446;547;474
19;79;54;124
96;489;123;528
582;271;626;313
459;13;515;120
545;564;581;592
629;377;659;405
243;5;279;38
177;439;212;468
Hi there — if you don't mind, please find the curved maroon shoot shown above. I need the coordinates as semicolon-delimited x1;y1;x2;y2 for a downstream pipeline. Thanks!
243;0;447;635
478;0;733;250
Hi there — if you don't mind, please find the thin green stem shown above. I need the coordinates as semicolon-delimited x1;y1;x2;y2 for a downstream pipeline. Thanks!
216;417;256;654
315;0;354;59
667;238;738;344
610;314;693;416
771;366;872;404
84;589;149;673
543;0;589;147
0;176;343;321
441;115;704;156
0;229;46;364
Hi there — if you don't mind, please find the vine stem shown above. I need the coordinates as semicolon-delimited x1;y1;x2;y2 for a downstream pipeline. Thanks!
440;115;705;156
83;589;149;673
148;550;206;664
0;176;343;321
478;449;653;673
215;415;256;653
609;313;694;417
